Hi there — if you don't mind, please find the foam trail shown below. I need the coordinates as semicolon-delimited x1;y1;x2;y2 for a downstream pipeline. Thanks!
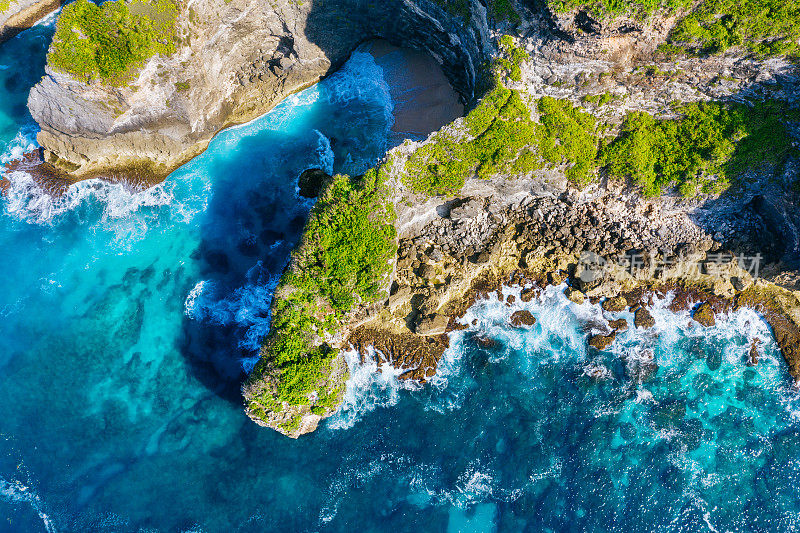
2;171;175;226
0;476;57;533
184;261;281;369
328;348;416;430
314;130;335;175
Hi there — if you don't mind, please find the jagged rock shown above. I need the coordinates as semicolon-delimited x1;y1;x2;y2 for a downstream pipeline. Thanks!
693;302;716;328
450;199;483;220
748;338;761;366
566;287;586;304
520;287;538;302
415;314;450;336
634;308;656;329
602;296;628;313
588;332;616;351
510;310;536;327
608;318;628;332
548;270;568;285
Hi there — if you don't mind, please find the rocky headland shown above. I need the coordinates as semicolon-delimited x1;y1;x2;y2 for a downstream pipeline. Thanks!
14;0;800;436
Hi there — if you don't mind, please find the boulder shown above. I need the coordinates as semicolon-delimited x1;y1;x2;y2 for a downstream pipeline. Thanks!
748;338;761;366
510;310;536;327
634;308;655;329
566;287;586;304
588;332;616;351
608;318;628;332
602;296;627;312
693;302;716;328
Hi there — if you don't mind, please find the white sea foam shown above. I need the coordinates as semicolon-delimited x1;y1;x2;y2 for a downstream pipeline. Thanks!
313;130;335;175
2;170;176;227
184;262;280;366
0;476;57;533
328;348;416;430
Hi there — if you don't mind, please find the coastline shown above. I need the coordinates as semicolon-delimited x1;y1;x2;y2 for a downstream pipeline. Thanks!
3;39;465;196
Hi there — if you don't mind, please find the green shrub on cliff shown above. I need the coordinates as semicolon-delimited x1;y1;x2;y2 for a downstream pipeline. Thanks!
246;167;397;425
668;0;800;57
0;0;12;15
547;0;692;21
602;101;800;196
403;87;601;195
48;0;178;84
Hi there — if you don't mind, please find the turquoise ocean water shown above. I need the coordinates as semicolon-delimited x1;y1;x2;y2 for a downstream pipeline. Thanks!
1;17;800;533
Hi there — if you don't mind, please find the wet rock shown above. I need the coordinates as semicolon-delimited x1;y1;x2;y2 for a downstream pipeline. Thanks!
510;310;536;327
626;348;658;382
415;314;449;336
566;287;586;304
473;335;497;349
297;168;328;198
588;332;616;351
748;338;761;366
693;302;716;328
602;296;627;313
608;318;628;332
584;364;612;380
548;270;568;285
520;287;538;302
634;308;655;329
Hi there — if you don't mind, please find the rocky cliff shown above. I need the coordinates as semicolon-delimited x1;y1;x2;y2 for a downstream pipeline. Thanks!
0;0;62;43
27;0;491;181
21;0;800;437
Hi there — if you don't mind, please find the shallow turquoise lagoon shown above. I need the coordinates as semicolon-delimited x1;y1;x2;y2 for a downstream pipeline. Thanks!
1;20;800;533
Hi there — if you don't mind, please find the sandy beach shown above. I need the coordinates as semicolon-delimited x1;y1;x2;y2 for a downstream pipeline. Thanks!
365;39;465;144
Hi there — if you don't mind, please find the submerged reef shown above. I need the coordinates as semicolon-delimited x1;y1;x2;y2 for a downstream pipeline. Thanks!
22;0;800;436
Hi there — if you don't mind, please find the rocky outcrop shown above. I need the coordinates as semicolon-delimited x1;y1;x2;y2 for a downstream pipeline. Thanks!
0;0;62;44
510;309;536;327
27;0;491;181
588;332;616;351
692;302;716;327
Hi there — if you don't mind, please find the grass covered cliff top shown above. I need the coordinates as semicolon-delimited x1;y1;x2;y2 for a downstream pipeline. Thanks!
399;36;799;199
48;0;178;84
244;168;397;434
548;0;800;58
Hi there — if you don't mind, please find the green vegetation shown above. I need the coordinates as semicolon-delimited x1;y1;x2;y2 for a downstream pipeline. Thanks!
402;35;600;195
174;81;190;91
48;0;178;84
668;0;800;57
547;0;691;21
0;0;12;15
548;0;800;58
602;101;800;196
497;35;528;82
246;168;397;427
583;91;619;106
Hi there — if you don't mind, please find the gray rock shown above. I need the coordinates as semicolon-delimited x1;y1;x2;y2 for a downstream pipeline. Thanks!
415;314;450;336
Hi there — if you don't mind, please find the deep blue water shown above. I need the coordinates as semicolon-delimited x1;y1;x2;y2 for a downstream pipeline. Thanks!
1;18;800;533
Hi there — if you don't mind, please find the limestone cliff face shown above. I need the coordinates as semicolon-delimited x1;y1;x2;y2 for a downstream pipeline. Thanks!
0;0;62;43
27;0;491;180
